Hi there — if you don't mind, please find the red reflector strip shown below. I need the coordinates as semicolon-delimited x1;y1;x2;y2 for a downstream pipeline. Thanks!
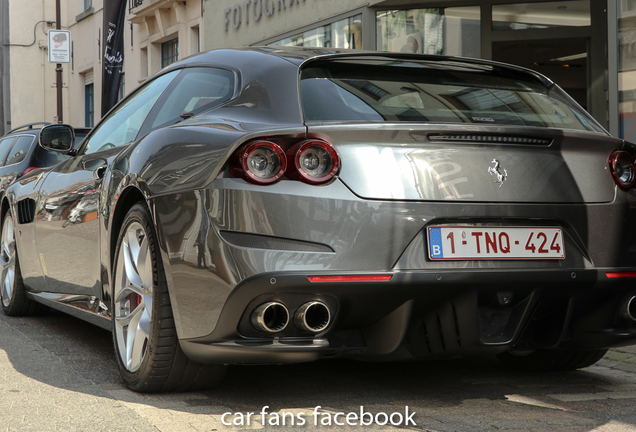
606;272;636;278
308;275;393;283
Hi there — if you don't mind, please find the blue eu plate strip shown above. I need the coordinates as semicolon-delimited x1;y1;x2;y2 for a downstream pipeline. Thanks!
428;227;443;259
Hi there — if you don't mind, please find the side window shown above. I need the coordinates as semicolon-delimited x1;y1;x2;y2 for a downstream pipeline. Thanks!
139;67;235;136
33;146;68;168
82;69;180;155
0;137;16;166
5;136;35;166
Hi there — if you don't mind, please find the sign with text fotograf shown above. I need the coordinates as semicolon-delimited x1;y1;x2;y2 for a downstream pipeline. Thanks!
48;30;71;63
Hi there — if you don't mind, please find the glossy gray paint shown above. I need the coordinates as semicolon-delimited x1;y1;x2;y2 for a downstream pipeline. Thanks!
4;47;636;364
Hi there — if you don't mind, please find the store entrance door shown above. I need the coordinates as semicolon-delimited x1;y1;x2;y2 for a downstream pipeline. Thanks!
485;0;607;128
492;36;589;109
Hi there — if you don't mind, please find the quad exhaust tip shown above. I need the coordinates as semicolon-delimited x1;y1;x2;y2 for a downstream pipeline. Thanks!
294;301;331;333
621;296;636;322
251;302;289;333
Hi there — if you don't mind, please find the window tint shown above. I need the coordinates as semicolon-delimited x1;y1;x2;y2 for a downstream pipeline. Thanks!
140;67;234;135
0;137;16;165
33;145;68;168
82;69;180;155
5;136;35;166
300;60;604;133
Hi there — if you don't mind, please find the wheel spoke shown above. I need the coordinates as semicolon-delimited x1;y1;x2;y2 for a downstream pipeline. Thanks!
115;284;144;305
123;232;144;290
1;269;13;307
124;301;149;371
0;215;15;307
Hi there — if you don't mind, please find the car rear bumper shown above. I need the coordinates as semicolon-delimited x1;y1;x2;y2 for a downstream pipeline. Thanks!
179;268;636;364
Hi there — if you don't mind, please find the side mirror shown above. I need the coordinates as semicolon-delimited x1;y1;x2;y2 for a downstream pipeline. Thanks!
39;124;75;153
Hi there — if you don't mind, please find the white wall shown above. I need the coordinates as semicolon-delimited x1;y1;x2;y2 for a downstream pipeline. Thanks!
8;0;62;128
66;0;103;126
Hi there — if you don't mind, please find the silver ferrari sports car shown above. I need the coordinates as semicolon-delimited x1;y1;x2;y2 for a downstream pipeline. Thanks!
2;47;636;392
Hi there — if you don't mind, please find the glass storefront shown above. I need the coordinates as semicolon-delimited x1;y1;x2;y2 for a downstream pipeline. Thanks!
492;1;590;31
259;0;617;134
376;7;480;58
268;14;363;49
619;0;636;140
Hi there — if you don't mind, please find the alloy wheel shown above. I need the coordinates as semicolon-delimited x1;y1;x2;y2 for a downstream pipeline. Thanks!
0;215;16;308
114;221;154;372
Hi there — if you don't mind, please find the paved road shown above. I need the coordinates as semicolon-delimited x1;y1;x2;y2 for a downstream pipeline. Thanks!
2;310;636;431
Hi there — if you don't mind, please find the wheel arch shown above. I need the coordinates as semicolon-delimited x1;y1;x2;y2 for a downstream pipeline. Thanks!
109;186;148;270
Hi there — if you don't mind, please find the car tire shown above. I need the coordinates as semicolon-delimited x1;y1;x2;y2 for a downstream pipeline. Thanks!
112;203;226;392
497;348;608;372
0;209;48;316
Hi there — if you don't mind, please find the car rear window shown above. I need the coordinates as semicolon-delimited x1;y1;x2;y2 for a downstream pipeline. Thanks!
300;59;604;133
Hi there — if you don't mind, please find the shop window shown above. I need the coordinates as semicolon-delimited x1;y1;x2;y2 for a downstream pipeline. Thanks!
161;38;179;68
268;15;362;49
619;2;636;140
492;1;590;31
376;7;480;58
622;0;636;14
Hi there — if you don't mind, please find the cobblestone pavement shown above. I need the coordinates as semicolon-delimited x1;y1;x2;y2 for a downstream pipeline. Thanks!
2;310;636;431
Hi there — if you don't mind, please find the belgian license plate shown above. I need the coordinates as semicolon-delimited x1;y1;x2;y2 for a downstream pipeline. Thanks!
427;226;565;260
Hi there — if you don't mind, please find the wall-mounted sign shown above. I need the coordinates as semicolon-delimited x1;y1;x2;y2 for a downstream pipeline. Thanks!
48;30;71;63
224;0;306;32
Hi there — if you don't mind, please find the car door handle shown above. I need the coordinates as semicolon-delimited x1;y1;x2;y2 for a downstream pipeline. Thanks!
93;163;107;181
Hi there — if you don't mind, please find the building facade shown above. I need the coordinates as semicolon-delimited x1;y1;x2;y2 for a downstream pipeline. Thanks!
127;0;205;87
0;0;203;134
0;0;63;135
1;0;636;142
66;0;107;129
203;0;635;139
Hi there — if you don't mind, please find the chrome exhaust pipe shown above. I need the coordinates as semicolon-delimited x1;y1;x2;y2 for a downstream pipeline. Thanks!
294;301;331;333
620;296;636;321
251;302;289;333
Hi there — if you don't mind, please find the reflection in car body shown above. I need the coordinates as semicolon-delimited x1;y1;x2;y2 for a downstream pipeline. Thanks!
2;47;636;392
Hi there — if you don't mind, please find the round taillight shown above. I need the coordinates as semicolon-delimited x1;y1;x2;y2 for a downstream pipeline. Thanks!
294;140;339;184
610;151;636;190
240;141;286;184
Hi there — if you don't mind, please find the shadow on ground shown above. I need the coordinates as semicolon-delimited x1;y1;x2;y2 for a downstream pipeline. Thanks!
1;309;636;431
